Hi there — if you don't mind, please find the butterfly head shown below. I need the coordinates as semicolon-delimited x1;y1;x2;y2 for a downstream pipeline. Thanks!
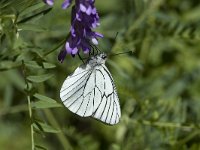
88;53;107;66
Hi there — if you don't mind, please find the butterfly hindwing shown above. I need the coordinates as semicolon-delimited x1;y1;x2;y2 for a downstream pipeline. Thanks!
92;64;121;125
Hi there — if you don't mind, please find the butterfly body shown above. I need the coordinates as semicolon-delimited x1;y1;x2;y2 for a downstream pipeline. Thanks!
60;53;121;125
87;53;107;66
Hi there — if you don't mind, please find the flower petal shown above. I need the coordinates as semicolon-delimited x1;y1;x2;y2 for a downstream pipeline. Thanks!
70;26;76;37
62;0;72;9
86;6;92;15
45;0;54;6
80;4;87;12
58;49;67;62
95;32;103;38
58;0;103;60
91;38;98;45
71;47;78;55
65;42;73;53
83;48;90;53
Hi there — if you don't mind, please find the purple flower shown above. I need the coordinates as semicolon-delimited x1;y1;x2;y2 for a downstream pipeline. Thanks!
44;0;54;6
44;0;103;62
62;0;73;9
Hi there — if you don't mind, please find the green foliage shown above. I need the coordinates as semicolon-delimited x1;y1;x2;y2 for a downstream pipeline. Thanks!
1;0;200;149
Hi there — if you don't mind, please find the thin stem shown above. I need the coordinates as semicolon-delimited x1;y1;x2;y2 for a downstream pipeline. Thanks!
108;50;134;57
22;60;35;150
44;109;72;150
43;38;67;57
38;83;72;150
27;95;35;150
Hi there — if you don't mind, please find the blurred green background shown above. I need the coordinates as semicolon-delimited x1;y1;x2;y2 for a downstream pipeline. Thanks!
1;0;200;149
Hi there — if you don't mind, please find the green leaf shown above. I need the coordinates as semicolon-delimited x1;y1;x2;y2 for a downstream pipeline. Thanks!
0;0;12;10
34;93;56;102
25;61;56;69
33;121;60;133
19;2;46;16
0;61;21;71
35;145;47;150
42;62;56;69
18;23;47;32
18;7;52;24
27;73;54;83
31;101;62;109
32;93;62;109
1;70;26;91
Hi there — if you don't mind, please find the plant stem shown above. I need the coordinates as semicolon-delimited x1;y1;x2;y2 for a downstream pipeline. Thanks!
43;38;67;56
44;109;72;150
38;83;72;150
27;95;35;150
22;60;35;150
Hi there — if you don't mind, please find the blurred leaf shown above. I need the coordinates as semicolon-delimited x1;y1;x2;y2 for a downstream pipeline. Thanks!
33;121;60;133
35;145;47;150
18;2;52;24
19;2;47;16
0;61;21;71
107;59;130;79
0;70;26;90
18;8;52;24
34;93;57;103
18;23;47;32
31;100;62;109
27;73;54;83
25;61;56;69
32;93;62;108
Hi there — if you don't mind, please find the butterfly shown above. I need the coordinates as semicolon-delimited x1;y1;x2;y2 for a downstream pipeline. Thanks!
60;53;121;125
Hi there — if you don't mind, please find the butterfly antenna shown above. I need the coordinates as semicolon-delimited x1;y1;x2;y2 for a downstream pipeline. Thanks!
114;32;119;41
94;44;101;54
109;32;119;53
109;50;134;57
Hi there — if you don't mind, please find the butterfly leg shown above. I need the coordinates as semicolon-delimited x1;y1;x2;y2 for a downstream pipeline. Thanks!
78;53;85;64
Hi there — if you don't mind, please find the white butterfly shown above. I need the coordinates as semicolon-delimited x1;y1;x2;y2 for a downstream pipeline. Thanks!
60;53;121;125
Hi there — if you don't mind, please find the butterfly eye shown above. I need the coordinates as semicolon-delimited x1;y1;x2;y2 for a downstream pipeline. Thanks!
102;55;107;59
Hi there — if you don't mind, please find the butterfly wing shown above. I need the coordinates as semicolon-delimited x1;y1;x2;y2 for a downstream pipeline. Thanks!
60;64;94;117
91;64;121;125
60;63;121;125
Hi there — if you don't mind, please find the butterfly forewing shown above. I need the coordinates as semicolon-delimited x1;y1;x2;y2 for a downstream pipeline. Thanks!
60;65;93;116
60;54;121;125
